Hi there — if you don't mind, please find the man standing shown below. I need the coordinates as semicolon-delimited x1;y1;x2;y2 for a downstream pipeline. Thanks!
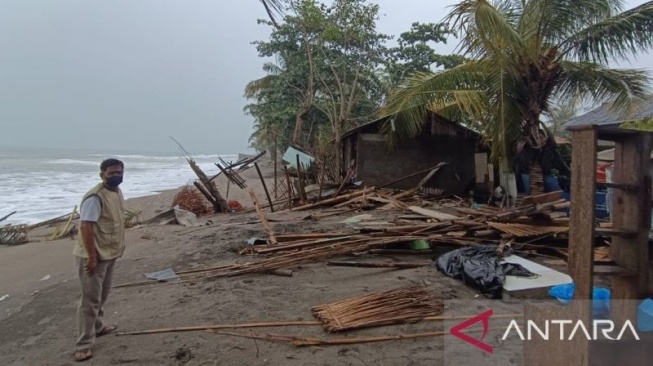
73;158;126;362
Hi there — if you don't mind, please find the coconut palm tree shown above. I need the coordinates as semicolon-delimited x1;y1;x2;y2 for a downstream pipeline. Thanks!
260;0;286;27
382;0;653;196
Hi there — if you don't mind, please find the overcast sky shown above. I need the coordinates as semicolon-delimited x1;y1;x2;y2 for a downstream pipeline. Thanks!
0;0;650;155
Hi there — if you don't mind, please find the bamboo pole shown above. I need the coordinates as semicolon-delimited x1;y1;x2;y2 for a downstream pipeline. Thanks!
290;187;375;211
254;162;275;213
0;211;17;223
116;313;523;336
284;166;292;210
248;189;277;245
326;261;432;269
115;320;320;336
378;162;448;188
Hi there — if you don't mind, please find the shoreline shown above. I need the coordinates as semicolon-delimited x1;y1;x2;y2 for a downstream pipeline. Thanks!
5;157;276;244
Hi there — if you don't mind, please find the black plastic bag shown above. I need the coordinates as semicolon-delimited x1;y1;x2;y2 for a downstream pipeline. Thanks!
436;245;536;299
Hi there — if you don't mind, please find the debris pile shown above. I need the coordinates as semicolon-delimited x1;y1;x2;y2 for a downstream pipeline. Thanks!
312;286;444;332
172;185;212;216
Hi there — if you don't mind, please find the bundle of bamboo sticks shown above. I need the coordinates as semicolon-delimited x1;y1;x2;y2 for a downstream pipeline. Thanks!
312;286;444;332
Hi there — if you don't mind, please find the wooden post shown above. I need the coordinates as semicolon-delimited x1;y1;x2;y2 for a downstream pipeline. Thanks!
284;166;293;210
254;162;275;213
317;161;326;202
610;133;652;325
568;127;597;302
296;155;308;204
274;137;278;199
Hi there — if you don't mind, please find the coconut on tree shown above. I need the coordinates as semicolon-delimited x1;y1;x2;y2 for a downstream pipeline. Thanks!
382;0;653;200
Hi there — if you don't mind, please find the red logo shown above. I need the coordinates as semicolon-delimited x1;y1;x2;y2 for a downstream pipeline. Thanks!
450;309;494;354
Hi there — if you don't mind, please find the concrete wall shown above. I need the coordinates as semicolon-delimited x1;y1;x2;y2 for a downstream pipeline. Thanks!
355;133;476;194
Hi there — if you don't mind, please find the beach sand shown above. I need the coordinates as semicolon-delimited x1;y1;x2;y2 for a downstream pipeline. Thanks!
0;157;520;366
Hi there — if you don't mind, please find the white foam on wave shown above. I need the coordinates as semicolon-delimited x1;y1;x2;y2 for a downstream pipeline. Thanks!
47;159;99;166
1;153;235;225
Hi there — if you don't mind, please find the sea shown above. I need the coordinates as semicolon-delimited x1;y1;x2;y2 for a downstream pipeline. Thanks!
0;147;238;225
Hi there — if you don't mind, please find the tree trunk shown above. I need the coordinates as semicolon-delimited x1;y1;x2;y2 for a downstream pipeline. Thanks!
499;158;517;207
334;127;343;183
529;162;544;195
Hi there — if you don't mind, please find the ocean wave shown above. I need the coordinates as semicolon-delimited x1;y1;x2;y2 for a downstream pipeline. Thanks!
46;159;99;166
87;153;237;161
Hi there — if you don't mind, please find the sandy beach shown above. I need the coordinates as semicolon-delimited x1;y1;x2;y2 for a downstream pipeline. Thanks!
0;157;523;366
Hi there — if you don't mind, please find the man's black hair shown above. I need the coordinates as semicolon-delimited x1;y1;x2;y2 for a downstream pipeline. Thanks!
100;158;124;172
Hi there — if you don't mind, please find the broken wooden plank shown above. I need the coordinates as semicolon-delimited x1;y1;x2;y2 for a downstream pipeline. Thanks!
520;191;564;206
408;206;460;221
415;165;444;190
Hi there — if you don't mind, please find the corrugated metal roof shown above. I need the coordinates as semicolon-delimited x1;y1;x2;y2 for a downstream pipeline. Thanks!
565;95;653;129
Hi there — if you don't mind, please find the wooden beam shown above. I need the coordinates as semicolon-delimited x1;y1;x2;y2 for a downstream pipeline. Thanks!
523;302;591;366
568;127;597;302
610;133;652;325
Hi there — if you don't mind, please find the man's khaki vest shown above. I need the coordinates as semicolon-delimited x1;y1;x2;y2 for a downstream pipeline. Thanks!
73;183;126;260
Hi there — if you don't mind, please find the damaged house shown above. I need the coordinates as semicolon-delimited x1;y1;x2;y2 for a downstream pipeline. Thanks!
340;111;489;195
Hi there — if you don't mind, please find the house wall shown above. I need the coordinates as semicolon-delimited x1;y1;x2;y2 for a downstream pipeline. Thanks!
355;133;476;194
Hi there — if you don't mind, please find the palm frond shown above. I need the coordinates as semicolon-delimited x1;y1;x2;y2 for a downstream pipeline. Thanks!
244;74;279;99
561;1;653;63
260;0;286;27
446;0;530;61
521;0;622;45
380;62;490;146
555;61;650;111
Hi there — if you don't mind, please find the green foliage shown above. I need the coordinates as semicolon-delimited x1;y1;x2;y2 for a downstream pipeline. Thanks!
385;22;466;87
383;0;653;168
246;0;459;154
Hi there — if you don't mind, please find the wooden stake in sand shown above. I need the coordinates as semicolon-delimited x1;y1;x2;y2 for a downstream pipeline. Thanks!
254;162;275;212
248;189;277;245
311;286;444;332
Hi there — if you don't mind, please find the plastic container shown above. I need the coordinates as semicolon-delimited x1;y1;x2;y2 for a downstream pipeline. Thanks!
637;298;653;332
408;239;430;251
549;283;611;318
543;175;561;192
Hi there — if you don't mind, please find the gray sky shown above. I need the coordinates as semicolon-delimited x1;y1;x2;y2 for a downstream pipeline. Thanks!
0;0;650;155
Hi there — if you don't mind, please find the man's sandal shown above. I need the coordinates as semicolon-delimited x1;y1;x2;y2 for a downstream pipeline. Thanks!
73;349;93;362
97;325;117;337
